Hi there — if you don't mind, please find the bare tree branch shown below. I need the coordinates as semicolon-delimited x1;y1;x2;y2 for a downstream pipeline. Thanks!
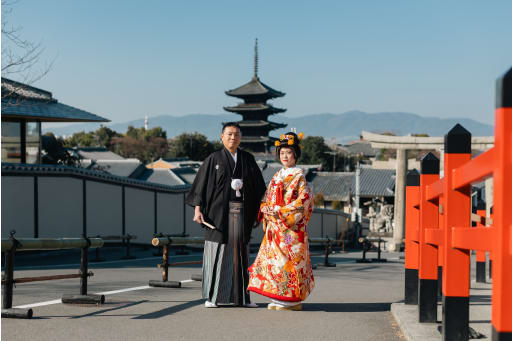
1;0;55;95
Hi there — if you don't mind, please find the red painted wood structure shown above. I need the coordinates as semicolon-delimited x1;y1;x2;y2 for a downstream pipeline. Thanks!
404;66;512;341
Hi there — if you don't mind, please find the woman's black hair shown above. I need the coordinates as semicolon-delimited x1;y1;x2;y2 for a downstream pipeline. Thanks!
276;132;301;160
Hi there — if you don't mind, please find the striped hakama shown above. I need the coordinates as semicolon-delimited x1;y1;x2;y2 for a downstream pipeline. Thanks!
202;240;250;305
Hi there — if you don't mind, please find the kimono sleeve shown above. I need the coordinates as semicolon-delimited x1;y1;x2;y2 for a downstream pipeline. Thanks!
185;155;214;208
276;174;314;230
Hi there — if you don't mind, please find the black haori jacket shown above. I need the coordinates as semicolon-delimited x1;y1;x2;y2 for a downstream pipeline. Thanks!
185;148;266;244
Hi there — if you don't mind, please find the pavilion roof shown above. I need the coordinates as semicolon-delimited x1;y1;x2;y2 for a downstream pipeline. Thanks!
1;78;109;122
225;76;285;99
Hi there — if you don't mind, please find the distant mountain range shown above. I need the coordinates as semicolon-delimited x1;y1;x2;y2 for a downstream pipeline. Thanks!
43;111;494;144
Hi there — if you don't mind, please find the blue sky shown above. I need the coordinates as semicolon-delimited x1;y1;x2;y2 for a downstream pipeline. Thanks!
3;0;512;126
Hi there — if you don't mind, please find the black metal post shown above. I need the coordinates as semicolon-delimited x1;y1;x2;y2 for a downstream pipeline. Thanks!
122;185;126;236
322;240;336;267
154;192;157;234
121;235;135;260
438;266;443;297
476;261;486;283
80;246;88;295
34;176;38;238
2;249;15;309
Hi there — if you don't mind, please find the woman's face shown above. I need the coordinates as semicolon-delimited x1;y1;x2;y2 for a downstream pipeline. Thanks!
280;148;296;168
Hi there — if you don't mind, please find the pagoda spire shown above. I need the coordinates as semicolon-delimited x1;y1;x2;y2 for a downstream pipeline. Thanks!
254;38;259;78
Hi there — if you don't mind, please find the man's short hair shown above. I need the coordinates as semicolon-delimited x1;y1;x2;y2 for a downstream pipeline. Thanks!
222;122;241;133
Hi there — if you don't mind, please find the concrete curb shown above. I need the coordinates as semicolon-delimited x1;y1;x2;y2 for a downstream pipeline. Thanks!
391;303;440;341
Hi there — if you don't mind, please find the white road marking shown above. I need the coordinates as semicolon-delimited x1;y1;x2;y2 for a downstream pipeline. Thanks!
95;285;151;295
13;279;199;309
15;299;62;309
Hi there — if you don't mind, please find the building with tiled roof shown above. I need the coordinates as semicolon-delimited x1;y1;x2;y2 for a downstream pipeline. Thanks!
138;168;186;187
308;166;396;213
147;157;202;170
1;78;109;164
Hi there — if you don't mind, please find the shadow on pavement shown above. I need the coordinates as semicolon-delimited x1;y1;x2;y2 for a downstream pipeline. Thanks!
132;298;204;319
304;302;392;312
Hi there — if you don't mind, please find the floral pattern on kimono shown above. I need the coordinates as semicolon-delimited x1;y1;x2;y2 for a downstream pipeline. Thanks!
247;167;315;302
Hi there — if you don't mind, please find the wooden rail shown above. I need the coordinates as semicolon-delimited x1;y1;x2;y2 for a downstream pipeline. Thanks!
1;236;105;319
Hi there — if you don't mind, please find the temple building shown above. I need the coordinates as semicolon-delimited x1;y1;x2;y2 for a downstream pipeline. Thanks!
1;78;109;164
224;40;287;153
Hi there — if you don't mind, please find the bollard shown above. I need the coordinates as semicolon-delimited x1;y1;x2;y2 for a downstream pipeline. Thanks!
418;152;440;323
80;244;89;295
404;169;420;304
2;242;16;310
323;239;336;267
441;124;472;341
149;241;181;288
121;234;135;260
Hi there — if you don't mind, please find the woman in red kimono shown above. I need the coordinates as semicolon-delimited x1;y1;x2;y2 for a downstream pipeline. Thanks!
247;132;315;311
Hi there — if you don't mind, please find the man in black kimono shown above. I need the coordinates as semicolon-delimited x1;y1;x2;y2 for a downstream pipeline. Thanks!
186;122;266;308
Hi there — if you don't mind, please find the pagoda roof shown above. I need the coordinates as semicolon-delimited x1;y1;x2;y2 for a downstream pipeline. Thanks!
225;76;285;99
237;120;287;129
223;103;286;114
241;136;272;143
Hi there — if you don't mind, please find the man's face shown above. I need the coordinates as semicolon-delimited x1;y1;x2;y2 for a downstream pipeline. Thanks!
221;126;241;151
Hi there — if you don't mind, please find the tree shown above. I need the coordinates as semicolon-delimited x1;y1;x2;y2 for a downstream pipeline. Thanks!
1;1;54;87
168;132;217;161
126;125;166;141
63;126;122;148
64;131;96;147
300;136;330;168
331;200;343;210
41;133;79;166
95;126;122;148
314;192;325;208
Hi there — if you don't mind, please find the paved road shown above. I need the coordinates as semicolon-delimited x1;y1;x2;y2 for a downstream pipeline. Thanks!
2;248;406;341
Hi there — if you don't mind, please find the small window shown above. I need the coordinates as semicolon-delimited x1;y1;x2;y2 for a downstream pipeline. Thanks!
1;121;22;163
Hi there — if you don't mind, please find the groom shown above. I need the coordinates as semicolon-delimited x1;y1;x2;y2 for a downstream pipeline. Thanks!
186;122;266;307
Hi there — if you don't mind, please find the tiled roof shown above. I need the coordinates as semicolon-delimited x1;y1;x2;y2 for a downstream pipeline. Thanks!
359;167;395;197
261;163;320;185
137;168;185;187
309;172;354;201
75;148;125;161
1;78;109;122
1;163;190;192
92;159;145;178
237;120;287;128
344;141;377;157
172;166;198;184
224;104;286;114
225;76;285;99
308;167;396;200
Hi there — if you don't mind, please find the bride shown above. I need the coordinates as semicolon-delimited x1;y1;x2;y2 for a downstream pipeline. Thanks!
247;132;315;311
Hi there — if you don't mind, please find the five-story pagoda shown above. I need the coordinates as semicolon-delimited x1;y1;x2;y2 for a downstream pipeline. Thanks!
224;39;287;153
